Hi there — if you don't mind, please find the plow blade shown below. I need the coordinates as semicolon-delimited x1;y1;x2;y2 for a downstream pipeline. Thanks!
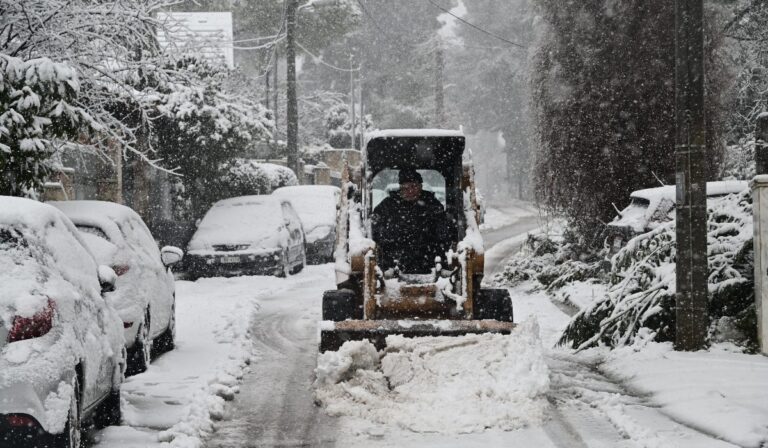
319;319;515;352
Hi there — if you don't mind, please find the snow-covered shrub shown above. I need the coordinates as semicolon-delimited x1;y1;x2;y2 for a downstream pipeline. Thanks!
721;137;755;180
559;190;756;351
0;54;96;196
493;228;604;290
323;103;373;150
217;159;298;198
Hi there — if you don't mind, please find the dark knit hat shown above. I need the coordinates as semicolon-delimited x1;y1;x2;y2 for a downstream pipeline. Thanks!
398;168;423;184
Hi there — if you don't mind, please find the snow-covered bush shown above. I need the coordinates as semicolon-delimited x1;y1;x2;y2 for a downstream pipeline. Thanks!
324;103;374;150
493;227;604;291
721;137;755;180
217;159;298;199
0;54;96;196
559;190;756;351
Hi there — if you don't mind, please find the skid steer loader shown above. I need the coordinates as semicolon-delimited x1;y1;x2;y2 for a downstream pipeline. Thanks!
320;129;514;352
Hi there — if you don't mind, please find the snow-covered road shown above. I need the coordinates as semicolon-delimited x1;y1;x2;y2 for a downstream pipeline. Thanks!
84;207;743;448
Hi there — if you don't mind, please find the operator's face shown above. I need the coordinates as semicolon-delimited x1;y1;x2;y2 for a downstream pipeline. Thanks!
401;181;422;202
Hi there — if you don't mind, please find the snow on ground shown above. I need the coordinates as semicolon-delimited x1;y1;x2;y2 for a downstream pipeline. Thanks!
91;274;290;448
314;319;550;435
600;341;768;448
480;200;538;232
550;280;608;312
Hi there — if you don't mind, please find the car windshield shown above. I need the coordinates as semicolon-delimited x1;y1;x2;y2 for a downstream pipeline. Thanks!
76;224;110;241
194;199;283;247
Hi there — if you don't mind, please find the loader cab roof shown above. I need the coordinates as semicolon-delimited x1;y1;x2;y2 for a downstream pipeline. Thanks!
364;129;465;177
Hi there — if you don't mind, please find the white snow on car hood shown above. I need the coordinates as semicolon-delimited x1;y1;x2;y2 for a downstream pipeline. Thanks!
314;318;549;434
188;196;286;251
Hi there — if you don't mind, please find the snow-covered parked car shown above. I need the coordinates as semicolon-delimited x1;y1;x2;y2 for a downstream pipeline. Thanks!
605;180;748;253
49;201;182;376
272;185;340;264
0;197;125;447
185;196;306;278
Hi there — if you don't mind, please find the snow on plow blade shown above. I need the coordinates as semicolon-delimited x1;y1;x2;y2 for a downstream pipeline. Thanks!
319;319;516;352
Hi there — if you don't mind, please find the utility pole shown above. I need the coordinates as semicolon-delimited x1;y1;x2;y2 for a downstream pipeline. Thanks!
674;0;708;351
285;0;300;175
265;63;271;110
753;112;768;355
359;76;365;151
434;41;445;127
273;46;279;139
350;54;356;150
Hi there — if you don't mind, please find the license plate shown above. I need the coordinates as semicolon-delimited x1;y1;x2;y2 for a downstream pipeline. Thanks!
221;256;240;264
613;237;623;250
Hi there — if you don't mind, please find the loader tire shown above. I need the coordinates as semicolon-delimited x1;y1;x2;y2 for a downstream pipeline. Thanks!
475;288;513;322
322;289;361;321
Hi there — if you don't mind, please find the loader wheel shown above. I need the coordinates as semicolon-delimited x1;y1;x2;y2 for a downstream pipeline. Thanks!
322;289;361;321
475;288;514;322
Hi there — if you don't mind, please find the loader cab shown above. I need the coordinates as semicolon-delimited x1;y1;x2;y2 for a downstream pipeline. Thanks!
362;132;468;265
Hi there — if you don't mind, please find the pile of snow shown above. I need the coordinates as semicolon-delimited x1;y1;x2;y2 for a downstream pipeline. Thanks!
314;319;550;434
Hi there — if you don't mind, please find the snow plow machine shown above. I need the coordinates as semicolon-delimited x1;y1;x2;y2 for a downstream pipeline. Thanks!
320;129;514;352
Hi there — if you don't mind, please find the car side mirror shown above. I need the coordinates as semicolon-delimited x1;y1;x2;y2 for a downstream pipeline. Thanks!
98;265;117;294
161;246;184;267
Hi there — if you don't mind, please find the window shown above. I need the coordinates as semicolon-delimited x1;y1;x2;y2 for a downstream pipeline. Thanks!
371;169;446;209
76;225;110;241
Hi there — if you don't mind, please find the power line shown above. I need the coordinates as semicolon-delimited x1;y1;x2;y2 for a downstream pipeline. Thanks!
296;41;360;72
356;0;427;48
231;35;285;51
425;0;526;49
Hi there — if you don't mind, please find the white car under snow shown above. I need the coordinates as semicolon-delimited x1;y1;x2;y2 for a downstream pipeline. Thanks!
272;185;340;264
0;197;125;447
605;180;748;253
185;196;306;278
49;201;182;376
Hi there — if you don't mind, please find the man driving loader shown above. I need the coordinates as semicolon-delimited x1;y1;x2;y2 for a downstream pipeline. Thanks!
372;168;455;273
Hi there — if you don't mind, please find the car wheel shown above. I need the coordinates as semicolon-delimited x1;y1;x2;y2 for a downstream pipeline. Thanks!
276;250;290;278
474;288;514;322
53;377;81;448
153;300;176;356
291;247;306;274
126;309;151;376
92;387;122;429
322;289;361;321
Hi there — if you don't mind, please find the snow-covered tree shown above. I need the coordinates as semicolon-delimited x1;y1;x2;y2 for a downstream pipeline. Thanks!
324;103;374;149
531;0;728;244
0;0;182;171
148;58;274;220
446;0;535;200
0;55;97;195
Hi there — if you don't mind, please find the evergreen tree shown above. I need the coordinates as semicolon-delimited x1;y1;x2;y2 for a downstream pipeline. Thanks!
532;0;726;242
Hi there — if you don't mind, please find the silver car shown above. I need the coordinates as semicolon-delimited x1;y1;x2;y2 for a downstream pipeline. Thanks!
49;201;183;376
0;197;125;447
